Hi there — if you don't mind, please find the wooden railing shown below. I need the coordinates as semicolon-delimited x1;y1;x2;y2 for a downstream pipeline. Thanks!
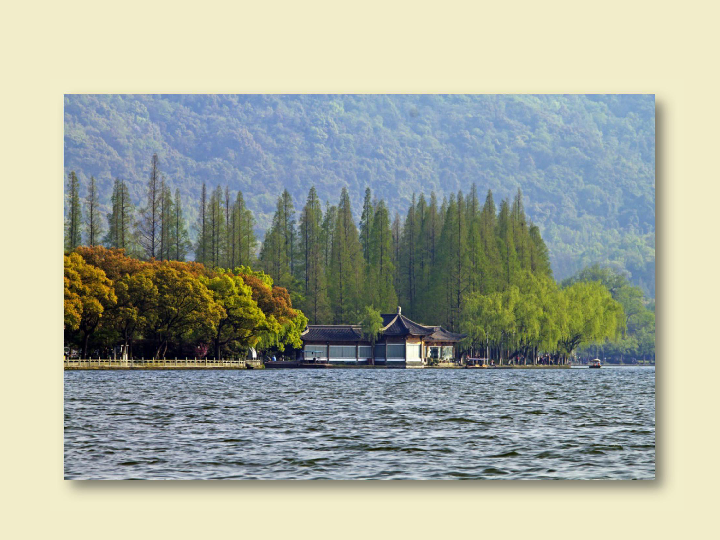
64;358;254;370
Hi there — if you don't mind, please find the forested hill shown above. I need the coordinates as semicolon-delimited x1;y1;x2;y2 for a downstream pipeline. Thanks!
64;94;655;296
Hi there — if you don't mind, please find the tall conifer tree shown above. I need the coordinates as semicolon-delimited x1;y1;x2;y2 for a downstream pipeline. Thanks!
298;187;330;323
367;200;397;311
65;171;82;251
398;194;417;315
259;190;295;286
321;201;337;272
104;178;135;252
158;176;173;261
172;188;191;261
84;176;104;246
479;189;501;293
359;187;374;263
231;191;255;267
328;188;364;323
138;153;161;259
496;198;518;287
195;183;209;264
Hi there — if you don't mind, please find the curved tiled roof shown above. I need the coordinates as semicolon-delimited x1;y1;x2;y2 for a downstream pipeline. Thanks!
301;307;466;343
380;312;434;336
423;326;467;342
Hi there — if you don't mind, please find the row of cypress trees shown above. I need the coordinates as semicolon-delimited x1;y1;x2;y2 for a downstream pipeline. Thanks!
257;185;553;332
65;154;552;335
64;155;193;262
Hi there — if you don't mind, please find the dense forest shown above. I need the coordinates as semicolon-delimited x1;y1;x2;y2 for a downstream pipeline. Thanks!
65;164;654;362
64;94;655;296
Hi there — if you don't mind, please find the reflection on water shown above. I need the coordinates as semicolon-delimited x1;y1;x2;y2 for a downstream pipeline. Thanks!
64;367;655;479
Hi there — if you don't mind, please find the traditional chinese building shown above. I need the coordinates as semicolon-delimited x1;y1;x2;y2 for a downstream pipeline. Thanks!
300;307;465;367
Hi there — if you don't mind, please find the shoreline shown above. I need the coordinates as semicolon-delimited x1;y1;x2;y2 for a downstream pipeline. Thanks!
64;359;576;371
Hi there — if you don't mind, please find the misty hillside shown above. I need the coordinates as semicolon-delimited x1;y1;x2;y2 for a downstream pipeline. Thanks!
64;94;655;295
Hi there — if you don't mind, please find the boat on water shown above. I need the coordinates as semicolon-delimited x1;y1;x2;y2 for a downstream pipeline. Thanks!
465;358;489;368
589;359;602;368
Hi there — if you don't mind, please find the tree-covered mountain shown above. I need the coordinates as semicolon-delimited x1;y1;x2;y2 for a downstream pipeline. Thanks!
64;94;655;296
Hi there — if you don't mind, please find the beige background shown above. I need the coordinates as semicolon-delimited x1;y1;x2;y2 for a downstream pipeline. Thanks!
1;0;717;538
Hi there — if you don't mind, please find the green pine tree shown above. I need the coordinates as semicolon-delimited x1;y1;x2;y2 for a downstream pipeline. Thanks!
65;171;82;251
359;187;374;263
84;175;104;246
298;187;330;323
366;199;397;312
328;188;364;323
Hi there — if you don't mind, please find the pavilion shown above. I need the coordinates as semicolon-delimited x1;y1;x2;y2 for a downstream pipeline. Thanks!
300;307;465;367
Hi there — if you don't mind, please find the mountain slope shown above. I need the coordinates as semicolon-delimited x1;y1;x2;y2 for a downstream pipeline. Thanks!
64;94;655;295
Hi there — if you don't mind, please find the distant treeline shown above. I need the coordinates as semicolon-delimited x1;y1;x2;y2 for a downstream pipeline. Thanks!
65;154;654;361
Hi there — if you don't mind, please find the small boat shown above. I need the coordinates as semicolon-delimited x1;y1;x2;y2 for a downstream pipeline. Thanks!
589;359;602;368
465;358;489;368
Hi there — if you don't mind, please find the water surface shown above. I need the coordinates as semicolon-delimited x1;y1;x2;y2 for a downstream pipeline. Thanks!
64;367;655;479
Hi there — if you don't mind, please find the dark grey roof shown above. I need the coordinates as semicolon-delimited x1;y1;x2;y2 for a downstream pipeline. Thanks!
301;308;465;343
301;325;365;342
380;312;435;336
424;326;467;342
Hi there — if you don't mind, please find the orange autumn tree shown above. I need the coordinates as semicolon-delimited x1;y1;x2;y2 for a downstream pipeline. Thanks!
74;245;147;280
63;251;308;359
64;252;117;357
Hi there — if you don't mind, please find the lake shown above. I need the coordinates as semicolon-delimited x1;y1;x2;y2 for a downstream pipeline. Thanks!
64;366;655;480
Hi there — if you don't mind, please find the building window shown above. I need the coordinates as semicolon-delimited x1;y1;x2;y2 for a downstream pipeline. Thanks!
304;345;326;360
427;346;454;360
358;346;372;359
386;344;405;358
374;343;386;359
329;345;356;359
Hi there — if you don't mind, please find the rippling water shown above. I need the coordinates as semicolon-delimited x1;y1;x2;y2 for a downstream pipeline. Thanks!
64;367;655;480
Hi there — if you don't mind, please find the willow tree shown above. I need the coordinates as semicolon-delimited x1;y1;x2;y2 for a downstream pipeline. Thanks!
556;281;625;363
